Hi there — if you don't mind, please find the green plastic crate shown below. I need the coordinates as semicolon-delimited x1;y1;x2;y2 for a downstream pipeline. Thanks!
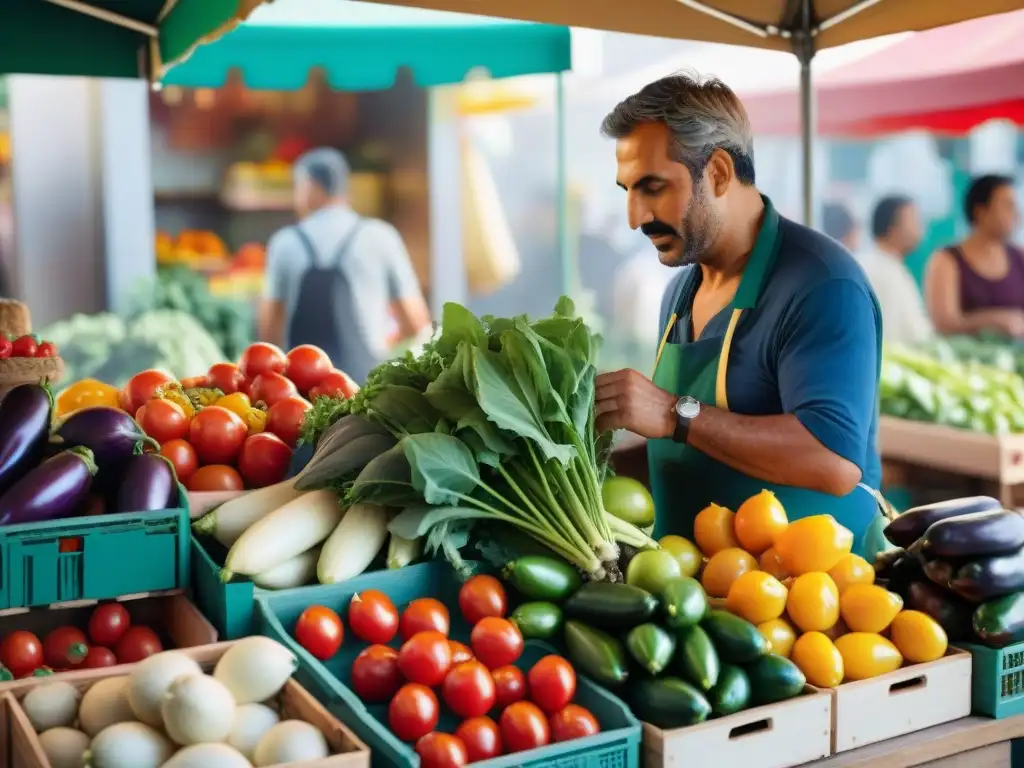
0;485;190;610
960;641;1024;719
255;561;641;768
191;534;258;639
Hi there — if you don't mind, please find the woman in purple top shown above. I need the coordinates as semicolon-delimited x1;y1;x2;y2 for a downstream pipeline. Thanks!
925;174;1024;339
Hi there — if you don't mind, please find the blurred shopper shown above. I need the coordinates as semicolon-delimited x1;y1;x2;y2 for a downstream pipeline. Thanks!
925;174;1024;339
858;195;932;345
822;201;860;252
259;148;431;384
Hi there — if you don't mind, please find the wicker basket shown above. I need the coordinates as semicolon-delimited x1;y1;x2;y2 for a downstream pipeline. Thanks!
0;357;65;400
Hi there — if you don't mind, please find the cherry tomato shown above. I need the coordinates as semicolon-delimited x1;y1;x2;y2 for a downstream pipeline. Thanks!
207;362;249;395
136;399;189;444
114;626;162;663
398;631;452;687
491;665;528;708
81;647;118;669
237;432;293;488
248;372;298;409
89;603;130;646
285;345;332;393
265;396;312;448
239;342;287;380
348;590;399;644
121;370;174;414
43;627;88;669
389;683;439;742
160;439;199;484
528;655;576;713
471;617;523;669
500;701;550;753
458;574;507;626
415;732;468;768
443;660;496;719
295;605;343;660
1;631;43;678
455;716;502;762
0;337;12;359
550;704;599;742
308;369;359;401
400;598;450;641
11;335;37;358
188;406;248;464
186;465;244;492
35;341;57;358
350;644;402;702
449;640;473;665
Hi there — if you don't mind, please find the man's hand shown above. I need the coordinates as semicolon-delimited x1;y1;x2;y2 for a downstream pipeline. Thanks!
595;369;677;439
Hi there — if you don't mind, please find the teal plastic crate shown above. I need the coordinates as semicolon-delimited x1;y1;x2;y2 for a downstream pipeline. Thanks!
191;534;258;639
0;485;190;610
255;561;641;768
960;640;1024;719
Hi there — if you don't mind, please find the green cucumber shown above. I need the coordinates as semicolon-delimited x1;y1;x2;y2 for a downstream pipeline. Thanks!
676;625;720;691
702;610;770;664
509;602;563;640
745;654;806;704
625;623;676;675
629;677;711;729
708;664;752;716
503;556;583;601
563;582;659;629
661;577;707;629
564;620;629;686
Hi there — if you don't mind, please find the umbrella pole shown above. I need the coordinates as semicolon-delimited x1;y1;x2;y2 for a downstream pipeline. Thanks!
794;1;817;229
556;71;573;298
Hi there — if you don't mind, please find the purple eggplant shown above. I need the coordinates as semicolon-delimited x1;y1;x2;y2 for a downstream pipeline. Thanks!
115;454;177;513
51;407;157;482
0;446;97;526
0;383;53;495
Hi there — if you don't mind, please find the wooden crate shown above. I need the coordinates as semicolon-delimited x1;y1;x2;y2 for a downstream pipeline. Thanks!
4;641;369;768
831;650;972;754
642;687;832;768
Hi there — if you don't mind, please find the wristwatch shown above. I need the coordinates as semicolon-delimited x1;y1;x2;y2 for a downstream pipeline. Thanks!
672;396;701;444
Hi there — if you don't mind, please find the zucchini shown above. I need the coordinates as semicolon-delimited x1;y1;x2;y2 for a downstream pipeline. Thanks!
701;610;770;664
950;547;1024;602
503;556;583;602
509;602;563;640
708;664;752;717
625;623;676;676
564;620;629;687
661;577;707;629
905;581;974;642
676;625;720;691
629;677;711;729
745;654;806;705
884;496;1001;548
915;510;1024;559
973;592;1024;649
563;582;659;629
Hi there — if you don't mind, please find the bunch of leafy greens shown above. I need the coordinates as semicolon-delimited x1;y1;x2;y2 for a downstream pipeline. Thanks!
298;297;655;581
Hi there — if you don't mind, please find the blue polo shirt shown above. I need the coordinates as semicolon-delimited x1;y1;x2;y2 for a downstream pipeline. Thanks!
659;215;883;503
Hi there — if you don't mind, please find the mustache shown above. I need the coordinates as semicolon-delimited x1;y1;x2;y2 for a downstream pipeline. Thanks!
641;221;679;238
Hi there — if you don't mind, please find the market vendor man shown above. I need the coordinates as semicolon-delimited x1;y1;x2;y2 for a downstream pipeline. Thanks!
595;73;886;552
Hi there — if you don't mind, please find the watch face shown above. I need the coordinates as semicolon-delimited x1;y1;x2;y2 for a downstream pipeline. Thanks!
676;397;700;419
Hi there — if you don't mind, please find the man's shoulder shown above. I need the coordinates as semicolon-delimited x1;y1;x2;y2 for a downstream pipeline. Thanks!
774;216;873;296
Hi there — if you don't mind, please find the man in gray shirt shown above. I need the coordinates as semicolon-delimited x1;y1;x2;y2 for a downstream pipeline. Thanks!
258;148;431;384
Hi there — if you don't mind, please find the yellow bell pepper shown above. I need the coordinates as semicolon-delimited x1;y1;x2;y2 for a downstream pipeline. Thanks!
55;379;121;419
185;387;224;409
243;406;267;434
153;384;196;419
216;392;252;419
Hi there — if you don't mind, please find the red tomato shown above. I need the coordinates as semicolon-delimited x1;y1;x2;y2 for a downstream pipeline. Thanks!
491;665;528;708
239;342;287;380
179;376;210;389
43;627;88;669
207;363;249;395
160;439;199;484
528;655;576;713
449;640;473;665
295;605;343;661
249;372;298;408
1;631;43;678
443;660;496;719
265;396;312;448
186;465;244;492
237;433;293;488
415;732;468;768
136;399;189;444
189;406;248;464
471;617;523;669
398;631;452;687
121;370;175;414
350;644;402;702
0;337;12;359
82;647;118;669
89;603;130;646
285;345;332;393
114;626;162;663
389;684;439;742
308;369;359;401
11;335;37;358
458;574;507;626
455;717;502;762
400;598;450;641
550;704;599;742
347;590;399;645
35;341;57;358
500;701;550;753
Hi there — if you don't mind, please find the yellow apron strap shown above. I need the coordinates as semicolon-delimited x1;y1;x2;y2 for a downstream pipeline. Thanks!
653;313;677;376
715;309;743;410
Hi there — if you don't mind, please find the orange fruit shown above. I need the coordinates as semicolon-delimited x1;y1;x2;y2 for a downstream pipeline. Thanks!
786;572;840;633
890;610;948;663
774;515;853;575
839;584;903;634
693;503;739;556
828;554;875;595
727;571;788;624
700;548;757;598
835;633;903;681
791;631;844;688
734;490;788;554
757;618;797;658
759;547;789;580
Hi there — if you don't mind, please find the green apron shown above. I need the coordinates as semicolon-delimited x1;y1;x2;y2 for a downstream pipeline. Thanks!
647;199;895;555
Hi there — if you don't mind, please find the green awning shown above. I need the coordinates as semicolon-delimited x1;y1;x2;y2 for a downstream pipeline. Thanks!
0;0;260;79
162;0;571;91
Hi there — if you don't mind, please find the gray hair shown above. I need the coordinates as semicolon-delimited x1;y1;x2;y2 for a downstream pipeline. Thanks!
294;147;350;196
601;71;755;185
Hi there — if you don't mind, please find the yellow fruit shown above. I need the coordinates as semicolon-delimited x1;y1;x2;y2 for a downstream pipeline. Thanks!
757;618;797;658
759;547;790;580
734;490;789;554
835;633;903;680
701;548;758;598
659;535;703;578
786;572;840;633
840;584;903;634
726;571;788;624
774;515;853;575
693;503;740;556
890;610;948;663
828;554;875;595
792;631;844;688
